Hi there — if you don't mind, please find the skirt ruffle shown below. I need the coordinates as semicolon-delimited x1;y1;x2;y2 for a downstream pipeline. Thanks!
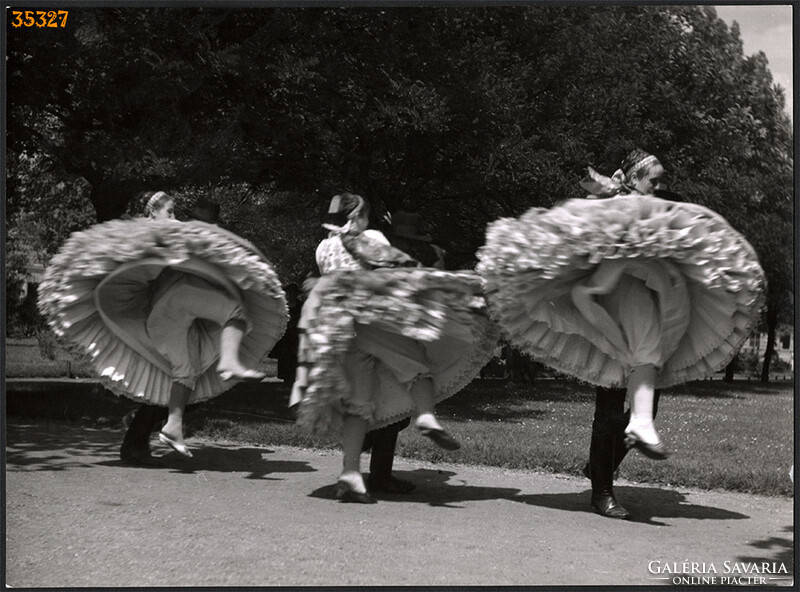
37;218;288;405
476;195;765;388
295;268;499;436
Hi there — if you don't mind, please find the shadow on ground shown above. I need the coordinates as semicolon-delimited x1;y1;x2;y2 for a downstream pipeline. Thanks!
309;468;522;508
4;421;773;533
307;468;751;526
6;422;316;480
735;525;795;580
156;446;317;480
510;484;750;526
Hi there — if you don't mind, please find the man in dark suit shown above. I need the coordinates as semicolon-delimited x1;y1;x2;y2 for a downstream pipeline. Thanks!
585;154;679;518
270;282;302;383
120;405;167;465
362;418;415;493
586;387;661;518
359;211;447;494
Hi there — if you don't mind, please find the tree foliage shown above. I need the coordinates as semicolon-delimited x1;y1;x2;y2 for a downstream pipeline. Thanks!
7;5;793;371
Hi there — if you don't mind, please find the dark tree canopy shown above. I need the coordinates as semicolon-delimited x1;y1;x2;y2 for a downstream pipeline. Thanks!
7;5;793;368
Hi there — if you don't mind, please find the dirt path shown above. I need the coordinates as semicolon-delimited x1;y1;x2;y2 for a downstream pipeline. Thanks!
5;420;794;587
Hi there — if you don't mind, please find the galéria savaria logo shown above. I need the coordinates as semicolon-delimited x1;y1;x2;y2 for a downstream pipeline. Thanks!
648;560;792;586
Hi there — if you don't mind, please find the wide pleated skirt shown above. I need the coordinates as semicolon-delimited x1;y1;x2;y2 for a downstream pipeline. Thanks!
476;195;765;388
37;218;288;405
295;268;500;436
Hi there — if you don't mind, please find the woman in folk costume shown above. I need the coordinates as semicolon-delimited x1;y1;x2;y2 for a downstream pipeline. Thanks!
477;149;765;459
117;191;176;465
38;194;288;458
291;193;498;503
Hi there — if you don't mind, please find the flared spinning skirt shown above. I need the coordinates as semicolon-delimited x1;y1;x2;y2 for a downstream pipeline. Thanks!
37;218;288;405
295;268;500;435
476;195;765;388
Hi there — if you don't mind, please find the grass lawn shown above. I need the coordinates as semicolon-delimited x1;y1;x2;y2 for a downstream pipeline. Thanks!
189;377;794;497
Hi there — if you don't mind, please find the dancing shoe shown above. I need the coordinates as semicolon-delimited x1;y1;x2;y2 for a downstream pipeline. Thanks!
218;368;267;383
367;474;416;494
120;444;163;467
158;432;193;458
417;426;461;450
624;429;670;460
334;481;377;504
591;492;631;520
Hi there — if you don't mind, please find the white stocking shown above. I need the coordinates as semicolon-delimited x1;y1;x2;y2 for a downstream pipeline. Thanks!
625;365;661;445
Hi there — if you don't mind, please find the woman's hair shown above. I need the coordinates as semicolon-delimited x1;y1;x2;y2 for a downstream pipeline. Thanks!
620;149;661;182
143;191;172;218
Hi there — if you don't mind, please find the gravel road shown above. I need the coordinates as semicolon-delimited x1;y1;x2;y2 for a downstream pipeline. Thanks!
5;420;794;587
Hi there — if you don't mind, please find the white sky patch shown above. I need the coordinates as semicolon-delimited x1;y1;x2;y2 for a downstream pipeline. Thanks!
713;5;793;119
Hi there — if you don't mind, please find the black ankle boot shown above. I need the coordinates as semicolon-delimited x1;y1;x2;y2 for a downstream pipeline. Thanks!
591;491;631;519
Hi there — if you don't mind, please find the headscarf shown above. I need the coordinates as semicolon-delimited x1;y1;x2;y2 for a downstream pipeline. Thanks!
324;193;418;269
322;193;370;235
579;150;662;199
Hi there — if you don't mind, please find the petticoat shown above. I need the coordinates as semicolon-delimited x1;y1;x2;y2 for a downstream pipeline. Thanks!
476;195;765;388
37;218;288;405
294;268;500;436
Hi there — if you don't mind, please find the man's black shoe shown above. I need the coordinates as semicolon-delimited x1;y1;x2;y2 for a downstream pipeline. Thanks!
368;474;416;494
120;444;163;467
591;493;631;519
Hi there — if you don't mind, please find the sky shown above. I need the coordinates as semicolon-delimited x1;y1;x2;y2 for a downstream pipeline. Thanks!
713;4;794;119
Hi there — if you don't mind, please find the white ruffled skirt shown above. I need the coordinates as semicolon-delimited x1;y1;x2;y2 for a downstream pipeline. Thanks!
476;195;765;388
37;218;288;405
294;268;500;436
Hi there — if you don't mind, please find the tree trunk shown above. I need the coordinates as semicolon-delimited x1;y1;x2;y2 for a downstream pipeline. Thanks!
723;355;737;382
760;305;778;383
508;349;531;383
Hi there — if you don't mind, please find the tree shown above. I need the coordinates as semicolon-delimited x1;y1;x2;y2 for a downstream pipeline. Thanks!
7;5;792;358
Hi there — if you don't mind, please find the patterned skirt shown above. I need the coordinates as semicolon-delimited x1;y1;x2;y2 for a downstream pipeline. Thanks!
37;218;288;405
294;268;500;436
476;195;765;388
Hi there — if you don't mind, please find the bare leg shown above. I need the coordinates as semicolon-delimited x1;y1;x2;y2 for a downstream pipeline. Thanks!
159;382;193;457
217;320;266;380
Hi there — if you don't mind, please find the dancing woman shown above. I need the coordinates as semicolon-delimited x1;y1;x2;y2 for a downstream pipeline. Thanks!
291;193;498;502
477;149;764;499
38;195;288;458
143;190;175;221
117;190;176;465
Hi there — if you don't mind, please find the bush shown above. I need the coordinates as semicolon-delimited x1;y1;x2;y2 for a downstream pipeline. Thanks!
6;280;48;339
735;351;761;376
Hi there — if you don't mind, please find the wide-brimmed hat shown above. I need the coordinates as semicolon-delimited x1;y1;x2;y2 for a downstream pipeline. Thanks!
391;211;432;242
